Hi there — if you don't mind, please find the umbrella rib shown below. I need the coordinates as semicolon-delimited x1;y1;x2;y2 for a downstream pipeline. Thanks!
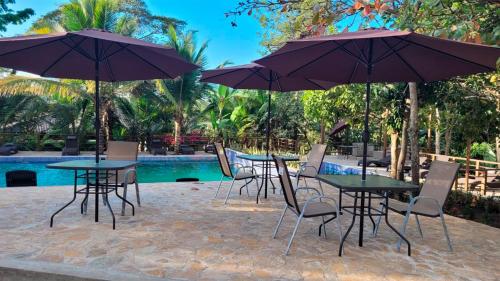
105;57;116;82
100;43;130;62
398;37;495;71
372;39;409;64
233;68;262;89
123;47;174;79
347;61;360;84
59;39;94;61
273;71;283;92
200;68;243;82
352;41;368;62
0;37;63;57
288;40;365;77
380;38;426;82
305;78;328;90
40;37;86;77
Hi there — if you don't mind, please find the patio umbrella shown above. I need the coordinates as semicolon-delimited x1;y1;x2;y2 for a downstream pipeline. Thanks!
201;63;335;198
0;29;198;163
201;63;335;156
256;28;500;179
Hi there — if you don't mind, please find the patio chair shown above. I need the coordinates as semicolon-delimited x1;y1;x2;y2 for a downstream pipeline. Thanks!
179;144;195;155
480;169;500;195
291;144;327;194
213;143;259;204
62;135;80;156
357;154;391;168
0;143;18;155
272;155;342;255
83;141;140;215
149;138;167;155
374;160;460;252
6;170;36;187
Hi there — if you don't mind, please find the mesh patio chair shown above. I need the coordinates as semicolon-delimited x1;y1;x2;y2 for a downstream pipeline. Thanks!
272;155;342;255
374;160;460;252
83;141;140;215
213;143;259;204
62;135;79;156
292;144;327;194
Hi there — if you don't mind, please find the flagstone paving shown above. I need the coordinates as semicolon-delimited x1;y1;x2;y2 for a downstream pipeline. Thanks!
0;181;498;280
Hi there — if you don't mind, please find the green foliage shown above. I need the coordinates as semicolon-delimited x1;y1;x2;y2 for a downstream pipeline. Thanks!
0;0;34;32
468;142;496;162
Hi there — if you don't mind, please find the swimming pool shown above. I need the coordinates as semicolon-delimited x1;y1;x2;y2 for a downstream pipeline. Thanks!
0;160;224;187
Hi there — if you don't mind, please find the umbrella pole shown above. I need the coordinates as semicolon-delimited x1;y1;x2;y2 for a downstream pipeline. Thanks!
94;39;100;223
264;71;273;198
361;39;374;181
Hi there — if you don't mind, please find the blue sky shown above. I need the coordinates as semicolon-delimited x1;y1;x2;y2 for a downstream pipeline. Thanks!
3;0;263;69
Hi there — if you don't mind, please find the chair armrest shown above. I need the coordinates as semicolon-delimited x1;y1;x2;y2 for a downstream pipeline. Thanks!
301;195;340;214
298;164;319;176
231;163;258;176
123;168;137;184
408;195;442;211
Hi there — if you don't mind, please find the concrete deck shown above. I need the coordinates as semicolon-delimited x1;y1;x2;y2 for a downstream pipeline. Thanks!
0;181;498;280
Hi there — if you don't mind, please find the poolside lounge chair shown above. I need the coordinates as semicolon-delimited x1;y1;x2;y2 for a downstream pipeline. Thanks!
0;143;18;155
150;138;167;155
480;169;500;195
213;143;259;204
272;155;342;255
291;144;327;194
6;170;36;187
62;135;80;156
84;141;140;215
357;154;391;167
375;160;460;252
179;144;195;155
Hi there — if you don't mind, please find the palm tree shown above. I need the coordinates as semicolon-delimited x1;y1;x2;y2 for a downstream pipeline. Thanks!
0;0;185;152
155;26;209;153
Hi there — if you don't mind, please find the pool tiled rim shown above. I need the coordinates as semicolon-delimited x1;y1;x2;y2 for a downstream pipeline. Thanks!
0;149;367;175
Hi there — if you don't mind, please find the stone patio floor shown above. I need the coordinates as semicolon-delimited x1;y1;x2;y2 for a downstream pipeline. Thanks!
0;181;498;280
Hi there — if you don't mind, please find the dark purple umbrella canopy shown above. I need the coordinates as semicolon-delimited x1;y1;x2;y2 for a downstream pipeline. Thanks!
256;29;500;180
255;29;499;82
0;29;199;163
0;29;198;81
201;63;335;91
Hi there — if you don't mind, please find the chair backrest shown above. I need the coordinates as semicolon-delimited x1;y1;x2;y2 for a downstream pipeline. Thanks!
6;170;37;187
151;139;162;148
420;160;460;207
273;155;300;214
106;141;139;184
305;144;327;175
214;143;233;178
65;135;78;147
106;141;139;161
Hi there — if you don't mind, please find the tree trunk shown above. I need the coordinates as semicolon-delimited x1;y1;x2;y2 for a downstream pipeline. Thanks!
408;82;419;185
426;113;432;153
397;118;409;180
382;126;388;158
174;114;182;154
98;101;110;154
320;122;325;144
390;131;399;179
465;138;471;191
444;126;452;156
434;107;441;154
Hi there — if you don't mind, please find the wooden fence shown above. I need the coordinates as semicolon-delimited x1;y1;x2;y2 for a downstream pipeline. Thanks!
421;152;500;195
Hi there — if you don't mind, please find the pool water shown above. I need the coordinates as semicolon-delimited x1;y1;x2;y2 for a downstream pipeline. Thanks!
0;161;224;187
